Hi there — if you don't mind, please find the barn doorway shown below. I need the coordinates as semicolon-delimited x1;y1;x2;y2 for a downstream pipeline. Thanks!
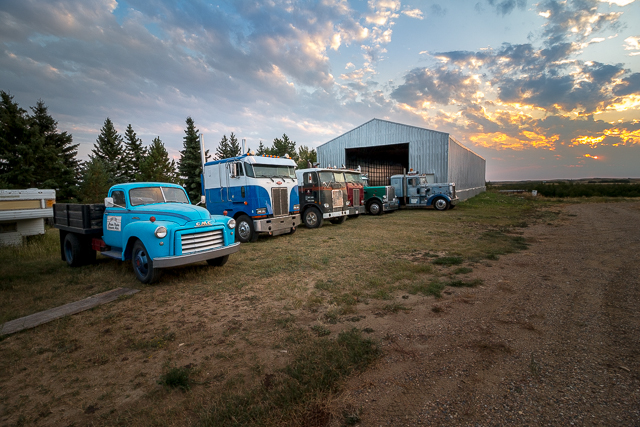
345;143;409;186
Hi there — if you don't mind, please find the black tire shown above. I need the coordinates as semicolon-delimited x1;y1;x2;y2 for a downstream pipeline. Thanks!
132;240;161;284
433;197;449;211
368;200;383;215
63;233;84;267
235;215;257;243
207;255;229;267
303;207;323;229
330;215;347;225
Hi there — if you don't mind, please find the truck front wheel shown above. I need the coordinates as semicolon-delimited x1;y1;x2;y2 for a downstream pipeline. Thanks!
235;215;258;243
132;240;162;284
368;200;383;215
433;197;449;211
303;207;323;229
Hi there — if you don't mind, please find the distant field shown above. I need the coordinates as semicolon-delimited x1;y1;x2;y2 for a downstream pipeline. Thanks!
489;180;640;198
0;191;570;426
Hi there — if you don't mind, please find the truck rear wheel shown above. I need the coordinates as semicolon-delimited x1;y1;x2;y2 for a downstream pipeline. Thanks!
63;233;84;267
433;197;449;211
207;255;229;267
132;240;161;284
330;215;347;225
368;200;382;215
303;207;323;229
235;215;257;243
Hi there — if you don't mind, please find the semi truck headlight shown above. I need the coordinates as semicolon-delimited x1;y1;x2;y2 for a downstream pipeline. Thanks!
293;204;300;211
154;226;167;238
324;203;329;208
227;218;236;229
346;200;351;206
256;208;267;215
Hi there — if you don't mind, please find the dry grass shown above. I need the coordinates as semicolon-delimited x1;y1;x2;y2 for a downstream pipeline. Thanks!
0;191;560;426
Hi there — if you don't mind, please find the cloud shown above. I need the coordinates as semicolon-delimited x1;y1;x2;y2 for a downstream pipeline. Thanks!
401;8;424;19
623;36;640;55
430;4;447;17
486;0;527;16
391;67;480;106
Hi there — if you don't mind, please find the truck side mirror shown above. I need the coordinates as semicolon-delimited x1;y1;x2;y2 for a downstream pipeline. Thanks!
104;197;114;208
230;163;237;178
196;195;206;206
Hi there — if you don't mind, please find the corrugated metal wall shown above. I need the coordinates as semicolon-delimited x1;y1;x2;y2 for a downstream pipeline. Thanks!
318;119;485;199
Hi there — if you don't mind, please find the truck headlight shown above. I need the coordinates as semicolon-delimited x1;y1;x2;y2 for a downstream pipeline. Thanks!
324;203;329;208
227;218;236;229
154;226;167;238
383;195;387;201
346;200;351;206
293;204;300;211
256;208;266;215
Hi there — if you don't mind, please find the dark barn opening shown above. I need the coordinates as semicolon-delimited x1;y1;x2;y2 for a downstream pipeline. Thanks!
345;143;409;186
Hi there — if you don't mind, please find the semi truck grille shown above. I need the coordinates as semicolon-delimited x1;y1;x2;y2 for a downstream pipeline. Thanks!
271;187;288;217
352;189;361;207
387;186;396;200
332;189;344;208
181;230;224;254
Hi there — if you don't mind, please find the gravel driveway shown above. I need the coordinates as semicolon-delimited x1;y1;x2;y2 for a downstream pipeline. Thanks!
333;202;640;426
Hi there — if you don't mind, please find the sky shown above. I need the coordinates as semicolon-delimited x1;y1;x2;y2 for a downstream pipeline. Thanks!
1;0;639;181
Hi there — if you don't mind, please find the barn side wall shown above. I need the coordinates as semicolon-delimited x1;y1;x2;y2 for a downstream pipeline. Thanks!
448;137;486;200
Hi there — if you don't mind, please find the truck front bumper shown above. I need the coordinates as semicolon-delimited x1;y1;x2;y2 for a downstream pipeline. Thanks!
323;210;349;219
153;242;241;268
254;214;300;236
347;206;366;216
450;198;459;206
383;200;400;212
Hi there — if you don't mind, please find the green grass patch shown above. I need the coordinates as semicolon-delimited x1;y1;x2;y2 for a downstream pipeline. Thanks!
453;267;473;274
158;364;192;391
200;329;380;426
432;256;464;266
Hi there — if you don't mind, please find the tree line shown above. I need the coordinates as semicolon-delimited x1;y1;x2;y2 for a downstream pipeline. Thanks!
1;91;316;203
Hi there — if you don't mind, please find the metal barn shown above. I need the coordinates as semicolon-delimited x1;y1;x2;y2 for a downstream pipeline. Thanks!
317;119;486;200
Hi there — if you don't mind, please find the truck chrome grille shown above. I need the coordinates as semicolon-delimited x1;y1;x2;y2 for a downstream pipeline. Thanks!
332;189;344;208
181;230;224;254
387;186;396;200
352;189;361;207
271;187;288;217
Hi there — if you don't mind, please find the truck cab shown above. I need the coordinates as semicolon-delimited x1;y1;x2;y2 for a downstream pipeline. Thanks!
203;154;300;243
342;170;366;218
53;182;240;283
390;172;458;211
295;168;350;228
359;175;399;215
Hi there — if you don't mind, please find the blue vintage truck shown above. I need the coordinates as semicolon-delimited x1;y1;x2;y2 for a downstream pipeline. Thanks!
53;182;240;283
390;172;458;211
202;154;300;242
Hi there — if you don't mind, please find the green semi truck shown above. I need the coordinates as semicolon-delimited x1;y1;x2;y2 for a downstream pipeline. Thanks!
346;172;399;215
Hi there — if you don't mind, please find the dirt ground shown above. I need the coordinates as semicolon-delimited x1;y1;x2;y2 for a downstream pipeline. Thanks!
331;201;640;426
2;201;639;426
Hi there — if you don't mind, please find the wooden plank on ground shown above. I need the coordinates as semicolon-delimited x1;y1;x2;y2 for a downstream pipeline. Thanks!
0;287;139;336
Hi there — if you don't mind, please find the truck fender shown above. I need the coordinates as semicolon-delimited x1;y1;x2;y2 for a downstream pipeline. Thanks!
427;194;451;206
122;221;173;260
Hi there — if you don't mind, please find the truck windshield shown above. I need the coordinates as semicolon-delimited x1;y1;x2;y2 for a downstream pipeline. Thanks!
247;164;296;179
345;173;362;184
129;187;189;206
319;171;346;183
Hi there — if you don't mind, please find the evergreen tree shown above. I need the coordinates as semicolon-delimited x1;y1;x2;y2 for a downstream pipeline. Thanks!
78;157;111;203
91;118;125;184
141;137;177;183
297;145;317;169
256;140;268;156
122;124;146;181
215;132;242;159
178;116;203;203
29;100;80;200
270;134;298;161
229;132;241;157
0;91;37;188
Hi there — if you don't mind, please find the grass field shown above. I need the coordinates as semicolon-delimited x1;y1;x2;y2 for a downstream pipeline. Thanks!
0;191;571;426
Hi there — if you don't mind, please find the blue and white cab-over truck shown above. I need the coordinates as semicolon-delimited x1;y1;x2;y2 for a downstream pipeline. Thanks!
53;182;240;284
202;154;300;243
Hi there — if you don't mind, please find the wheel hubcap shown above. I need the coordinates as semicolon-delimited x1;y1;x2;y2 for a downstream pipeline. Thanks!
371;203;380;214
134;250;148;275
435;199;446;209
238;221;251;240
307;212;317;226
